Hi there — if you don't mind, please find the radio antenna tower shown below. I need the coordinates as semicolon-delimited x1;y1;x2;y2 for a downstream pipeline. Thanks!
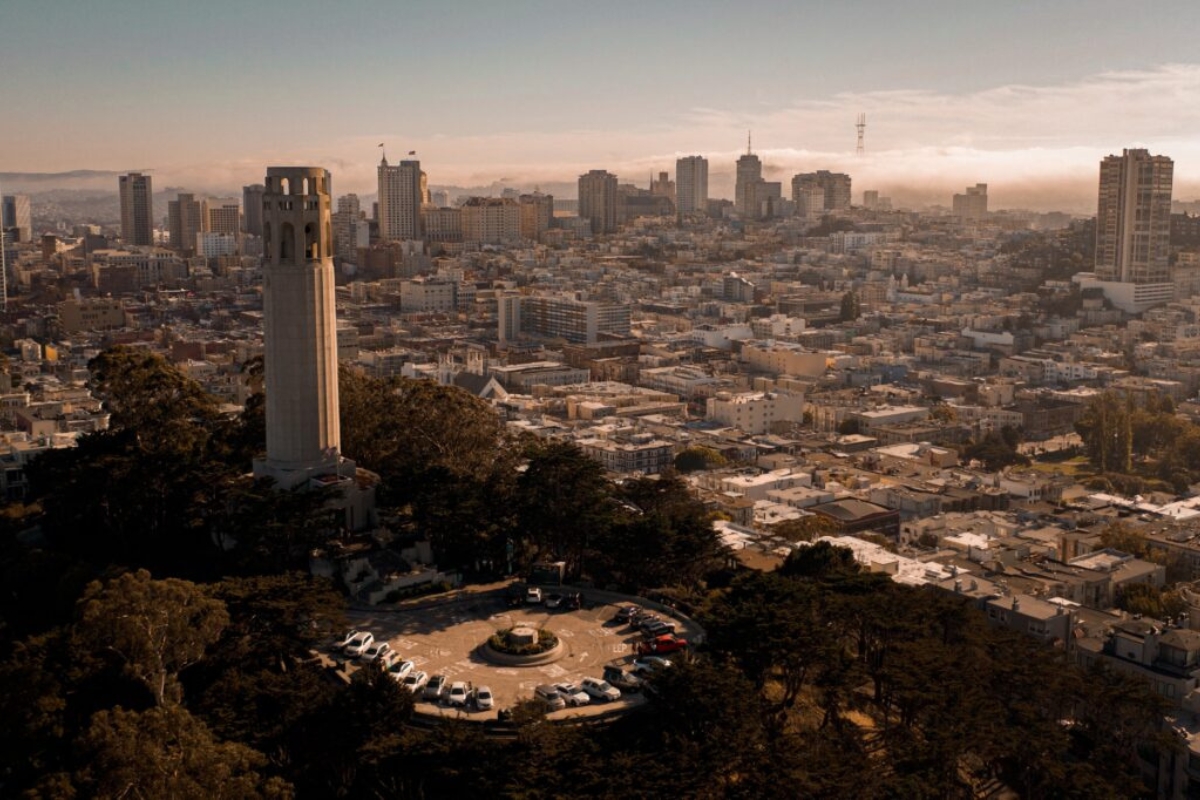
856;113;866;156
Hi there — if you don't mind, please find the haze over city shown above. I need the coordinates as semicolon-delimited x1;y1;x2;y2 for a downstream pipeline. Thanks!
4;0;1200;211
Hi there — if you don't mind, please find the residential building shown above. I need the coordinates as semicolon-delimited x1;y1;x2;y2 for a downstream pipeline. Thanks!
792;171;852;212
461;197;520;244
167;193;207;256
735;150;763;218
118;172;154;246
242;184;265;237
207;204;241;236
498;294;631;344
1096;148;1173;284
706;390;805;434
578;170;618;235
676;155;709;216
953;184;988;220
333;194;368;263
518;192;553;240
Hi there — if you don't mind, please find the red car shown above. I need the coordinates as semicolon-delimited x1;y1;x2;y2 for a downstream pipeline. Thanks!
636;634;689;656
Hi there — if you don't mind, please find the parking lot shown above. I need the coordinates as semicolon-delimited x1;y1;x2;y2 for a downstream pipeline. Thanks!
337;587;694;720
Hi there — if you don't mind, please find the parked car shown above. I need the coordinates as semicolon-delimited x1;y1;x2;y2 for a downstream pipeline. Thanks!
379;650;401;670
423;674;448;701
603;665;643;692
554;682;591;707
636;635;689;656
534;684;567;711
474;685;495;711
387;659;415;682
526;586;543;604
641;620;677;639
402;670;429;693
614;605;640;623
343;631;375;658
361;641;393;663
447;681;469;707
332;629;362;651
544;592;564;609
581;677;621;702
565;592;583;610
632;656;673;675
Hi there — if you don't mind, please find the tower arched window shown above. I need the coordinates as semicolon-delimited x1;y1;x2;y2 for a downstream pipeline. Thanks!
280;222;294;260
305;223;318;259
263;222;272;259
280;177;290;195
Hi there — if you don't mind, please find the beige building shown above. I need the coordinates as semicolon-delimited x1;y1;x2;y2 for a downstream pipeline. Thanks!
118;172;154;246
58;298;125;333
208;204;241;236
706;391;805;434
952;184;988;220
791;171;852;212
578;170;618;235
1096;148;1173;284
735;150;763;218
461;197;520;244
423;206;463;244
518;192;553;240
168;193;207;256
377;156;425;241
676;155;708;216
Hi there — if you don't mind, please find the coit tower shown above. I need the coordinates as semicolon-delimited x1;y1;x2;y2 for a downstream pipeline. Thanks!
253;167;341;489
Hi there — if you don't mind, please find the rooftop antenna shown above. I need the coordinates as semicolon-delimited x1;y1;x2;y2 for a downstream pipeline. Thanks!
856;113;866;156
747;130;752;155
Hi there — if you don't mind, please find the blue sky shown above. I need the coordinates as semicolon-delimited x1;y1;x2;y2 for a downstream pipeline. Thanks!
4;1;1200;209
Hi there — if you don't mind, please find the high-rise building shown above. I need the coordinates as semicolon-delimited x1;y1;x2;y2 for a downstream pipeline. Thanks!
1;195;32;242
651;171;676;207
735;150;763;218
254;167;342;489
499;293;631;344
167;193;207;256
333;194;368;264
795;185;825;221
1096;149;1173;285
242;184;265;237
952;184;988;220
578;170;618;235
208;204;241;236
377;157;424;240
119;172;154;246
676;156;709;216
518;192;553;240
862;190;879;210
792;171;852;212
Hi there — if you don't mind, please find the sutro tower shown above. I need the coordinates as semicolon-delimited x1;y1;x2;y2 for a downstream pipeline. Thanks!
253;167;344;489
856;113;866;156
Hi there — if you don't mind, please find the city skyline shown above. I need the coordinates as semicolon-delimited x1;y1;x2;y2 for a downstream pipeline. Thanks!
4;2;1200;210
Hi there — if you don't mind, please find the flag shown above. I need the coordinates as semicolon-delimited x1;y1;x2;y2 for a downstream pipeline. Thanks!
378;143;384;147
408;150;416;155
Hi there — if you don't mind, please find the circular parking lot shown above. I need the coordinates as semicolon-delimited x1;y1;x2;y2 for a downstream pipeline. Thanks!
337;584;699;720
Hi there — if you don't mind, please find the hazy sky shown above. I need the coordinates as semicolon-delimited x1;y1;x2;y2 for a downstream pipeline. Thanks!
4;0;1200;210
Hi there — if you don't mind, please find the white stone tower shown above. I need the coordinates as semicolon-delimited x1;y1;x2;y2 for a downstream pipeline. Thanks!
254;167;344;489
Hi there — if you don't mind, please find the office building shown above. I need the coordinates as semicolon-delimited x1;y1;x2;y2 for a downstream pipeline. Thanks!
167;193;207;256
1096;149;1173;285
118;172;154;246
735;150;763;218
578;170;618;235
953;184;988;220
792;171;852;212
377;157;424;241
498;294;631;344
650;171;675;206
676;156;709;216
1;195;32;242
333;194;368;263
242;184;265;236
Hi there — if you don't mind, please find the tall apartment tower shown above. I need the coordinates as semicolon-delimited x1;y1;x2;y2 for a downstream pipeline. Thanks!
1096;149;1173;284
119;172;154;246
952;184;988;220
1;195;32;242
735;150;763;218
168;193;207;256
578;169;618;235
518;191;553;240
242;184;265;236
377;157;424;240
332;193;366;264
208;204;241;236
253;167;343;489
675;156;709;216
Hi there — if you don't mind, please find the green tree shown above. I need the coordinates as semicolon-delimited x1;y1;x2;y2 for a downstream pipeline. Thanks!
673;445;728;473
75;570;229;706
1075;390;1133;474
54;704;292;799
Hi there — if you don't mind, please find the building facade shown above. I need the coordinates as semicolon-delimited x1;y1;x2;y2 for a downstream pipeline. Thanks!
735;151;763;218
242;184;265;237
792;171;852;212
578;170;618;235
461;197;520;244
167;193;207;256
1;195;32;242
377;157;425;241
952;184;988;220
118;172;154;246
1095;149;1173;284
676;155;709;216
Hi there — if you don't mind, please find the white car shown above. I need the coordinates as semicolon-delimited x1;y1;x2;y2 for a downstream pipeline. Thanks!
332;629;362;651
632;656;673;675
474;685;495;711
447;681;470;707
343;631;375;658
581;677;621;702
526;586;543;604
379;650;401;670
554;682;591;707
387;659;415;682
361;641;393;663
402;670;429;693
